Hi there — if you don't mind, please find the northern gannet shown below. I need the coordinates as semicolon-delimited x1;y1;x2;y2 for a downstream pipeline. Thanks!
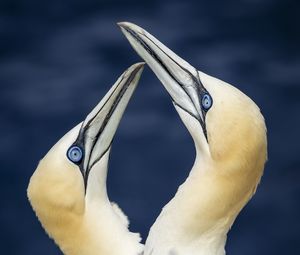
119;22;267;255
27;63;145;255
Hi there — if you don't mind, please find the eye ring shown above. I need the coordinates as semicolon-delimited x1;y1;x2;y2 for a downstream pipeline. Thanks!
201;93;213;111
67;145;83;164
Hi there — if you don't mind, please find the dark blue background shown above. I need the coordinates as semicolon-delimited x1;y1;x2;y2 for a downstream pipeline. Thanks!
1;0;299;254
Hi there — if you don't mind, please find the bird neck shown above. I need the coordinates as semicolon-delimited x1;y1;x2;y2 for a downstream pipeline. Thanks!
78;152;144;255
30;152;143;255
145;148;263;255
41;198;143;255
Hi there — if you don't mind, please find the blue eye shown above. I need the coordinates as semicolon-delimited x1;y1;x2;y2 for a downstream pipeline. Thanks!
201;93;213;110
67;146;83;163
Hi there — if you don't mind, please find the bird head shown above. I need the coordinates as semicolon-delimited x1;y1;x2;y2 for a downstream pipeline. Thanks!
27;63;144;219
119;22;267;195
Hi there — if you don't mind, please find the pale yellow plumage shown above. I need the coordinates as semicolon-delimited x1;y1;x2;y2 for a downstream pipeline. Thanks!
143;73;267;255
27;64;145;255
27;21;268;255
118;22;267;255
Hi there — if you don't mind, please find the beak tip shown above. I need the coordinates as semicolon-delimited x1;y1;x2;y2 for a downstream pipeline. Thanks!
117;21;143;34
117;21;130;29
135;62;145;69
127;62;145;76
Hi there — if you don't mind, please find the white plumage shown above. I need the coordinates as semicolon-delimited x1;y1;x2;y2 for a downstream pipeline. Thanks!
119;22;267;255
27;63;145;255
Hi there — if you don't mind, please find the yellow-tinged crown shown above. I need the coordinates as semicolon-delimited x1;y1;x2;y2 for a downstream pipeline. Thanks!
27;63;145;255
27;124;87;254
28;124;85;216
172;71;268;237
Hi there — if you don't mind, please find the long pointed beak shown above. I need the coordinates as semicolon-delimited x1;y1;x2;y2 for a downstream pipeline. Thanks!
73;63;144;187
118;22;210;138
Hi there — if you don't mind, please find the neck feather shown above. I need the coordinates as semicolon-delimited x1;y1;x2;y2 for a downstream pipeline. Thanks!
38;201;143;255
145;146;264;255
29;151;143;255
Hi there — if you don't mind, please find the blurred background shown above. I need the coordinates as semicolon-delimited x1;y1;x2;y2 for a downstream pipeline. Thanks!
0;0;299;254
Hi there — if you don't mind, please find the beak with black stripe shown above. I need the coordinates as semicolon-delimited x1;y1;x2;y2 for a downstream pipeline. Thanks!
27;62;145;255
118;23;268;255
118;22;214;152
68;63;145;189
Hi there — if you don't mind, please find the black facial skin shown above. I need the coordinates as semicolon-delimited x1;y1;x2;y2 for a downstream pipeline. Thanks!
123;26;213;140
66;65;143;189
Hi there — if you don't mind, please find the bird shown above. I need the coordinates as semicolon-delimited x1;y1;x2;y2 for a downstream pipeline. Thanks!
119;22;267;255
27;63;145;255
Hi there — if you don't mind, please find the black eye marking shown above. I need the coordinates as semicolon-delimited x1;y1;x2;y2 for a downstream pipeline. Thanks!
67;145;83;164
201;93;213;111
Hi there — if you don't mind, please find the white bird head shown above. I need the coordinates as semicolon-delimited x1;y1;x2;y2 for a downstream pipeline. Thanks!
119;22;267;180
27;63;144;255
119;22;267;255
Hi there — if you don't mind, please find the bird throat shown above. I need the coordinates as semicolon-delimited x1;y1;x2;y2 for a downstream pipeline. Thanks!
145;158;261;255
